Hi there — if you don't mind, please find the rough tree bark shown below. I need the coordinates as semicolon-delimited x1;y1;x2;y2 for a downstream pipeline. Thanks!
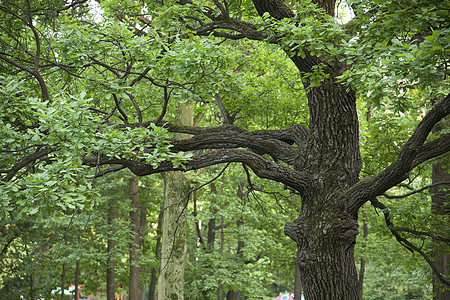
158;103;193;300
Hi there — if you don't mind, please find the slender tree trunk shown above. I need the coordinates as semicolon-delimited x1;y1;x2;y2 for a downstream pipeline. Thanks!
107;201;116;300
148;210;162;300
139;206;147;300
207;182;217;253
218;176;226;300
158;103;193;300
75;260;80;300
232;182;246;300
29;275;34;300
226;291;235;300
431;162;450;300
30;263;40;300
129;176;141;300
60;264;65;300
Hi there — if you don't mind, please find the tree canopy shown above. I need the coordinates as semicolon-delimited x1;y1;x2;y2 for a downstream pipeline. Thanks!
1;0;449;299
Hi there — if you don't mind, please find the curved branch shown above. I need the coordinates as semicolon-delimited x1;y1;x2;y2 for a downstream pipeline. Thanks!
2;147;52;182
346;94;450;215
0;52;49;101
371;198;450;286
193;20;268;42
382;181;450;199
127;93;143;126
169;131;301;166
113;94;129;125
82;149;312;195
389;226;449;244
154;82;170;125
149;123;310;167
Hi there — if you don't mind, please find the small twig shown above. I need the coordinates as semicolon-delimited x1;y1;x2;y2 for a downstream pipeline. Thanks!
86;165;126;179
382;182;450;199
154;81;170;124
113;94;129;125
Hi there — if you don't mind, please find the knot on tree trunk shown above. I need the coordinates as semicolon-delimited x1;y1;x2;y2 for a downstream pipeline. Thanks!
284;221;300;243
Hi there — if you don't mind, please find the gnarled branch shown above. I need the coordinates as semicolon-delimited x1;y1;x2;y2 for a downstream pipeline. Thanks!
83;148;312;195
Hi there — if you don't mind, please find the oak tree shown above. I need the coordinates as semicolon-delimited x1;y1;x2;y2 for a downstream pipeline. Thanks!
1;0;449;299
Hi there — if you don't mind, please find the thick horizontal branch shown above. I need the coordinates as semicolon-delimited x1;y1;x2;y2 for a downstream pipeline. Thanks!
165;124;309;167
192;19;268;41
83;149;312;195
345;94;450;215
153;122;309;144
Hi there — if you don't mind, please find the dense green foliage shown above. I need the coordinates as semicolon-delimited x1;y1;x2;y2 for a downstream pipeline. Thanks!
1;0;448;299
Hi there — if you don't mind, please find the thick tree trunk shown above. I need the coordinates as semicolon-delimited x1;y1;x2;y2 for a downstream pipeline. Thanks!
226;290;235;300
431;162;450;299
286;216;359;299
158;103;193;300
158;171;190;300
285;77;361;300
129;176;141;300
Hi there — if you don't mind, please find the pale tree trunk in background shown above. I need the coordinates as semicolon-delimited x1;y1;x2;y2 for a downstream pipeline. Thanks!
158;103;193;300
107;201;116;300
431;162;450;300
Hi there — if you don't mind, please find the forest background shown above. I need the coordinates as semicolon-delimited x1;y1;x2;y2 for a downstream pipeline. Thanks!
0;0;449;299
